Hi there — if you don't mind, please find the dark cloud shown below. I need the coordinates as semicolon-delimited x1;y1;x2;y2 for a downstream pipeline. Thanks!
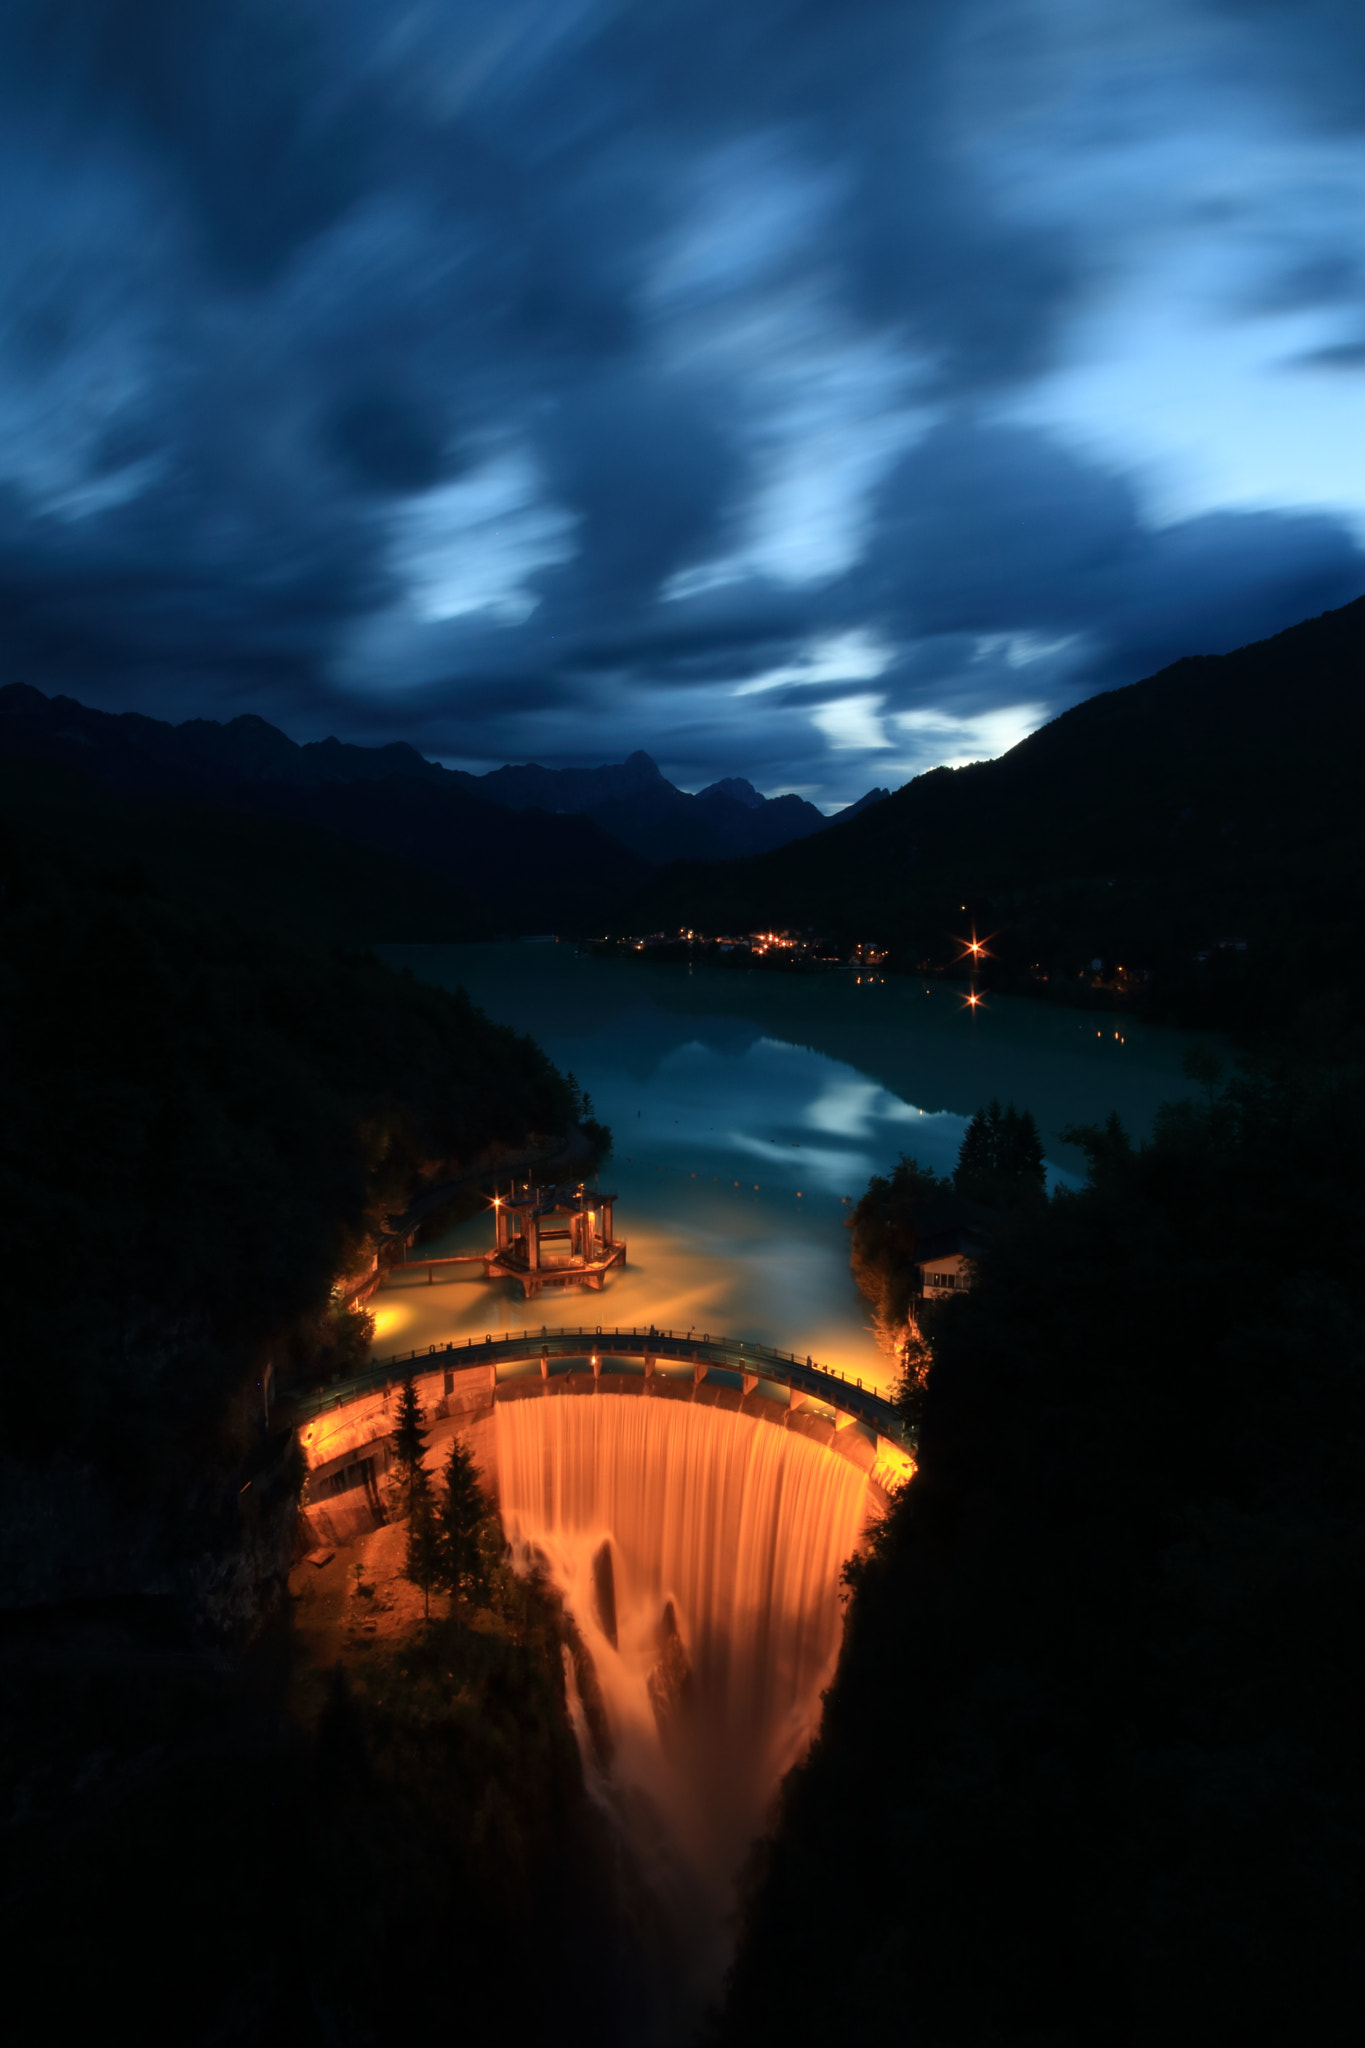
533;368;750;611
0;1;1361;794
857;420;1364;691
8;0;372;280
862;422;1140;639
1295;342;1365;371
325;390;449;495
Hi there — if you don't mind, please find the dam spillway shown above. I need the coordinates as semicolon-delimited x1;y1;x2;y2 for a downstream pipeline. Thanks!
497;1393;873;1895
294;1335;910;2007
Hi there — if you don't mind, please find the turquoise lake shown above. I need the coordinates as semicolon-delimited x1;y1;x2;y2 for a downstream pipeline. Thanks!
373;943;1211;1395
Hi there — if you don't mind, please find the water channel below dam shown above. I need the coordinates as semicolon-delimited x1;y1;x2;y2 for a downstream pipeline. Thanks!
369;944;1210;2026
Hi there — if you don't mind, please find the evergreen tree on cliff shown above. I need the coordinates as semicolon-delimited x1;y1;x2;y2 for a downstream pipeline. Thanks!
388;1373;431;1523
405;1494;442;1620
720;1058;1365;2046
847;1155;953;1339
391;1374;441;1615
437;1435;488;1602
954;1099;1046;1207
952;1101;999;1200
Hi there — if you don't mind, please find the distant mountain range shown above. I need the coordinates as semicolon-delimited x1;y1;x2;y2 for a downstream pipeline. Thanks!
21;591;1360;1031
0;682;888;932
446;750;839;864
614;594;1365;1028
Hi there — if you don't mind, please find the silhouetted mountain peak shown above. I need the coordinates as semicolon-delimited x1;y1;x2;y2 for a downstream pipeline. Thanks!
838;787;892;821
699;775;765;810
476;750;670;814
0;683;850;878
296;734;443;784
615;591;1365;1003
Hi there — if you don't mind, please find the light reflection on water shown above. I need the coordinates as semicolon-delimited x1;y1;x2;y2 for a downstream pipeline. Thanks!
376;943;1212;1395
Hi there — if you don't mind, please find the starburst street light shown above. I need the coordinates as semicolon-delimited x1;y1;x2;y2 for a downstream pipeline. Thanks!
953;928;996;963
960;989;985;1010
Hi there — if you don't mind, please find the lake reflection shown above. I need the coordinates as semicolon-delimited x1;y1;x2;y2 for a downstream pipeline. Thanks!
376;944;1211;1396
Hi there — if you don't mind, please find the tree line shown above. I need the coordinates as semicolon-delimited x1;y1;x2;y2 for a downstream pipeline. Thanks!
0;813;582;1522
848;1096;1045;1361
387;1374;492;1615
717;1048;1365;2045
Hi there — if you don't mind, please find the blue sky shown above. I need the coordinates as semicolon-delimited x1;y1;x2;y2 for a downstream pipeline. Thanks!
2;0;1362;805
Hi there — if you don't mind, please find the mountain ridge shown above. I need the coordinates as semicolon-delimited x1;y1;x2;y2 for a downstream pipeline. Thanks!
0;683;867;872
611;593;1365;1026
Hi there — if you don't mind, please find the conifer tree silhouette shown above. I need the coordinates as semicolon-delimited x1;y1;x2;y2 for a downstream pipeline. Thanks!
388;1372;432;1523
437;1434;488;1601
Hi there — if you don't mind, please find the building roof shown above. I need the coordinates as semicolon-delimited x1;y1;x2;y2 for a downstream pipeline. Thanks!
916;1225;989;1266
497;1181;616;1218
909;1196;994;1268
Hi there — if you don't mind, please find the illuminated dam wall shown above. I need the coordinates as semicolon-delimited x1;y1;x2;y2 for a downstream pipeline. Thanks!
499;1394;871;1899
297;1344;908;1992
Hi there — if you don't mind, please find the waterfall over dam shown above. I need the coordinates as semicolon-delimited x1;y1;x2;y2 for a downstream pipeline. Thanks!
296;1335;906;2018
497;1396;872;1904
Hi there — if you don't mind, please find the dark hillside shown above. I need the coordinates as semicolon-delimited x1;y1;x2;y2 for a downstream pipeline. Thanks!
0;818;635;2043
244;770;653;931
717;1060;1365;2047
622;594;1365;1024
0;684;836;893
443;748;833;861
0;755;490;946
0;683;652;931
0;818;572;1612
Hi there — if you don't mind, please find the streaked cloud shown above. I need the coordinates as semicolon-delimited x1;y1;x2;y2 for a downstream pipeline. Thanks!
811;694;894;752
895;701;1049;771
0;0;1360;798
731;631;892;697
392;450;578;627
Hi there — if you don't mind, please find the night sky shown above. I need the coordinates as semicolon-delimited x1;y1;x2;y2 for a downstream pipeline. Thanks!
3;2;1363;806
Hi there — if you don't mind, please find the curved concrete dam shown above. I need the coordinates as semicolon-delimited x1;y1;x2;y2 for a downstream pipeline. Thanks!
295;1334;911;2006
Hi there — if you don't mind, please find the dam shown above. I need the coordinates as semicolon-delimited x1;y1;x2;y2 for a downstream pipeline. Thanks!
295;1329;911;1995
296;1327;911;1547
307;940;1200;2012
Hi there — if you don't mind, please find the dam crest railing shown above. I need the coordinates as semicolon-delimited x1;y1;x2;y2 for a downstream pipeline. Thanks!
292;1325;908;1447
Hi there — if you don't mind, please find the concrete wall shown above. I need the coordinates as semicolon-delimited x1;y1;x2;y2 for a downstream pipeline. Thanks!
296;1358;912;1552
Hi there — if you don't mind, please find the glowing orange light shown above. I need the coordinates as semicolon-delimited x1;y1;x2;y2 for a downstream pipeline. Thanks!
953;927;995;964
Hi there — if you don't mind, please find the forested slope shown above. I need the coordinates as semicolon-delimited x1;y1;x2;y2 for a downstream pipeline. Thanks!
0;754;491;946
624;594;1365;1026
717;1057;1365;2046
0;812;639;2044
0;813;572;1614
0;682;653;933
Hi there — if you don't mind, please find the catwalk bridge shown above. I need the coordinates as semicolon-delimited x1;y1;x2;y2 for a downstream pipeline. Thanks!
293;1325;909;1447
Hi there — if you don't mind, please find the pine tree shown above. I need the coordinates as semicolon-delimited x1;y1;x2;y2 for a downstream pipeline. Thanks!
437;1433;488;1602
954;1101;1002;1203
388;1372;431;1524
405;1491;442;1621
1016;1108;1046;1194
956;1100;1046;1207
847;1153;954;1342
1061;1110;1132;1185
999;1105;1046;1200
